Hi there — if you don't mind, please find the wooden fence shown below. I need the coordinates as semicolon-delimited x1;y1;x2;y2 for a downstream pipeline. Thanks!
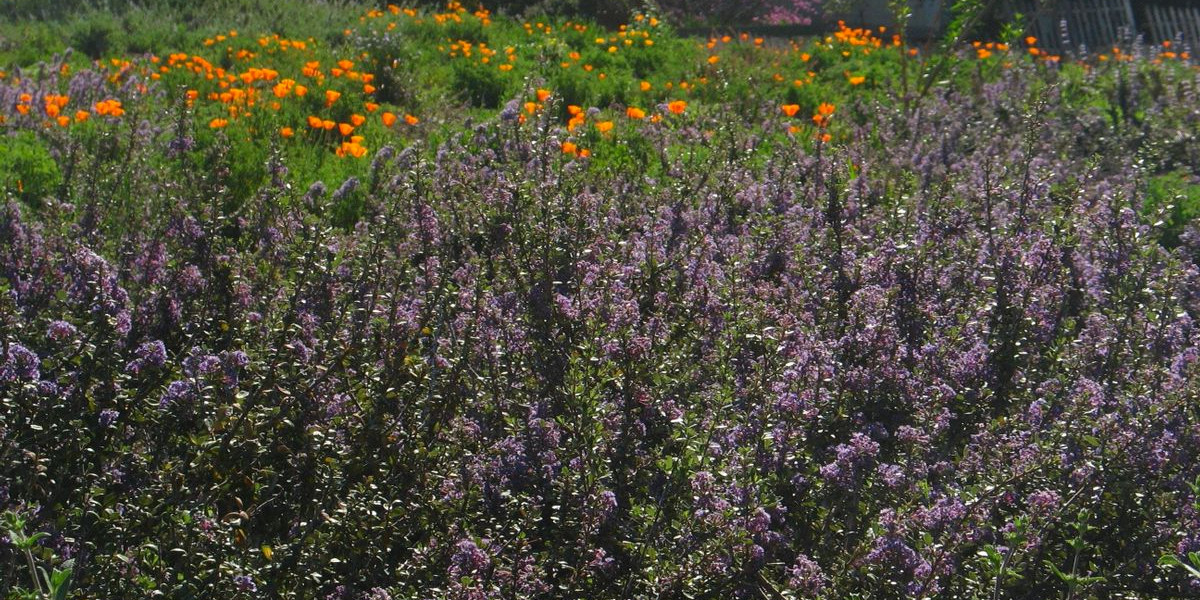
1015;0;1135;52
1144;4;1200;48
1014;0;1200;52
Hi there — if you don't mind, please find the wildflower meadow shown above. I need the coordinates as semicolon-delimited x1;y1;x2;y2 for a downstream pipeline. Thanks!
2;1;1200;598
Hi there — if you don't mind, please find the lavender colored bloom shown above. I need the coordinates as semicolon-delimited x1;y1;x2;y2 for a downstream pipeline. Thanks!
332;177;359;203
449;539;491;576
360;588;391;600
499;99;521;121
233;574;256;592
98;409;120;427
46;320;77;341
787;553;825;594
1;343;40;382
159;380;194;409
126;340;167;375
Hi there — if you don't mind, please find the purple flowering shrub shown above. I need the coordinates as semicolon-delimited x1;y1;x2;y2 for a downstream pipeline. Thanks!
2;37;1200;600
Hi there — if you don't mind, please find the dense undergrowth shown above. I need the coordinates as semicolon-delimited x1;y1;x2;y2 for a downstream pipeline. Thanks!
3;2;1200;599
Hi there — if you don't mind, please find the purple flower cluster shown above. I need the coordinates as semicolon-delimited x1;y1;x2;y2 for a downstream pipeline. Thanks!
0;40;1198;600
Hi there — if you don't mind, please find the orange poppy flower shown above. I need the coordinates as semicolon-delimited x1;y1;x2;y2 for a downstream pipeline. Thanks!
404;114;419;125
626;107;645;120
281;127;294;138
595;120;613;133
350;114;366;126
561;141;577;154
338;122;354;136
381;112;397;126
781;104;800;117
209;118;229;128
325;89;341;106
536;88;551;102
640;81;651;91
667;100;686;114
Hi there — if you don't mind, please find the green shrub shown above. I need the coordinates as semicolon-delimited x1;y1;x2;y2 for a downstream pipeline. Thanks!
452;60;511;108
0;132;62;207
1144;170;1200;248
